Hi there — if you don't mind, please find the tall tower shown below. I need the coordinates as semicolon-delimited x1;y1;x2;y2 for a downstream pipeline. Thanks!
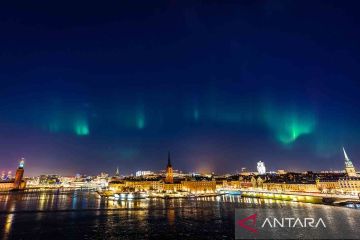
343;147;357;177
257;161;266;175
13;158;25;189
165;152;174;184
115;166;120;177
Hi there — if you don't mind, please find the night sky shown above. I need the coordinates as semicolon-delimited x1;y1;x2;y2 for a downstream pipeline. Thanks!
1;1;360;176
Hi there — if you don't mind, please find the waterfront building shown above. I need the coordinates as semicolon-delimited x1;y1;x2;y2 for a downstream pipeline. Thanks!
0;181;15;190
181;180;216;193
109;179;216;194
0;159;26;191
262;182;319;192
13;158;25;189
315;179;340;193
338;178;360;193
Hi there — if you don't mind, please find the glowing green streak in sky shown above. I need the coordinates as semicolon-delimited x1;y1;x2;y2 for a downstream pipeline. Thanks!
136;111;145;129
49;121;60;133
193;108;199;121
74;119;89;136
263;106;316;145
278;116;315;144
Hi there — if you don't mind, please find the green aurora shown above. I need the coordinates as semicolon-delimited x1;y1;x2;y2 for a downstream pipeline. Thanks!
263;106;316;145
74;118;90;136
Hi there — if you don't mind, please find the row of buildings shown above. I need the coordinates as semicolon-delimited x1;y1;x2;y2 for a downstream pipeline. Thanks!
108;152;216;194
223;148;360;194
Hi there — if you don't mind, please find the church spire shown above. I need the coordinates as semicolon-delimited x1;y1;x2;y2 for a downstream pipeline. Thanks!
343;147;354;167
343;147;350;162
343;147;357;177
167;151;172;167
165;152;174;184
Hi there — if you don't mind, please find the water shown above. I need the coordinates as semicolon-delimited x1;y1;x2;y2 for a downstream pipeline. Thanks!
0;190;358;239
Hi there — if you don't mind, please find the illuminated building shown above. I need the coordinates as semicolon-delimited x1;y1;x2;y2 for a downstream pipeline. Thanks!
339;178;360;193
262;182;319;192
165;152;174;184
108;179;216;194
13;158;25;189
257;161;266;175
0;158;26;191
136;171;154;177
343;147;357;177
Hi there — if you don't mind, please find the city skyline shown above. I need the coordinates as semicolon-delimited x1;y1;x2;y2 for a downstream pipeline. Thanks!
0;147;356;177
1;1;360;176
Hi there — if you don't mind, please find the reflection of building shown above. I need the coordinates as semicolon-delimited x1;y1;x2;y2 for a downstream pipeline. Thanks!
257;161;266;175
343;147;357;177
0;158;27;191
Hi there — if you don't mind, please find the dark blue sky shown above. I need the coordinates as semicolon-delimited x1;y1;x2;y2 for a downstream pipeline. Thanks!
1;1;360;176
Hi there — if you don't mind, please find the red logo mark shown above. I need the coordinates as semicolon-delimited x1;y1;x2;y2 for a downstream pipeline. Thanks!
237;214;257;233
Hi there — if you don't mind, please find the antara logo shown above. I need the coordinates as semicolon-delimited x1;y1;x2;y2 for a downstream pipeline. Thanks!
237;215;326;234
237;214;257;233
261;217;326;228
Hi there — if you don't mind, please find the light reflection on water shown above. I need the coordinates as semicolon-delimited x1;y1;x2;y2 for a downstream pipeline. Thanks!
0;190;358;240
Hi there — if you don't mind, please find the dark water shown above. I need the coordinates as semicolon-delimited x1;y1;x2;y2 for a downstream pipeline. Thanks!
0;190;358;240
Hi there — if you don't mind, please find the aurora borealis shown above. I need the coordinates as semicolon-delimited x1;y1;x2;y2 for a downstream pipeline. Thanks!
1;1;360;176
